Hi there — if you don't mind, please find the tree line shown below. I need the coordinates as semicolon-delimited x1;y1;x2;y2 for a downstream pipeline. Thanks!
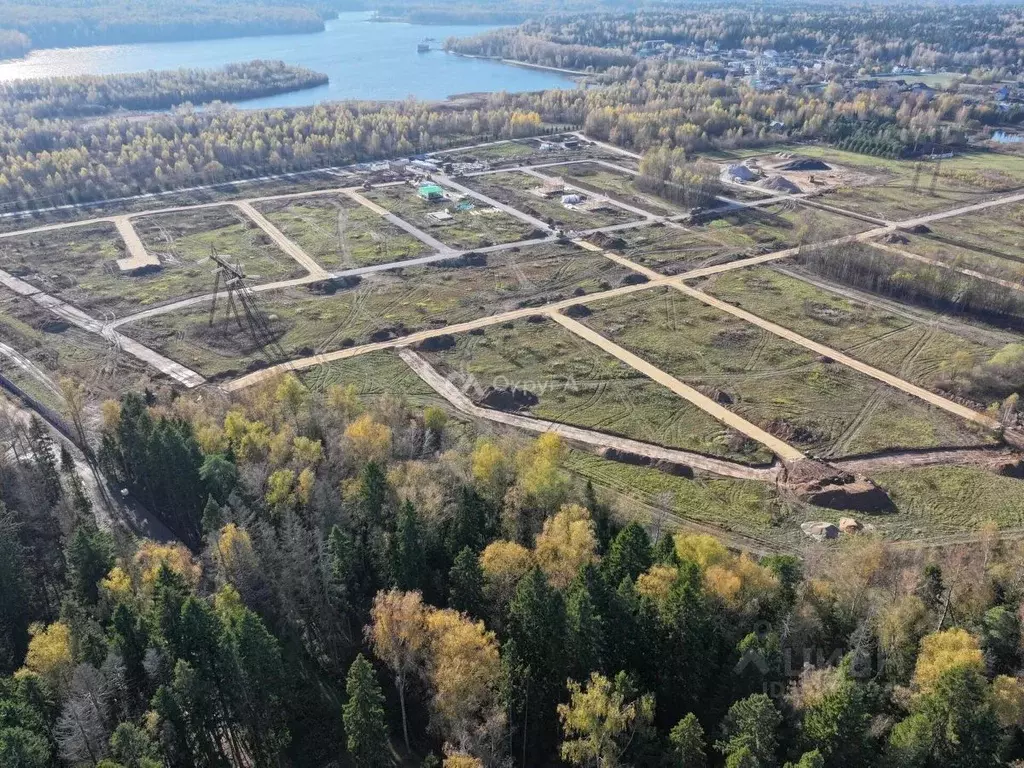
0;61;329;122
0;0;340;55
0;60;1003;213
3;373;1024;766
442;5;1024;75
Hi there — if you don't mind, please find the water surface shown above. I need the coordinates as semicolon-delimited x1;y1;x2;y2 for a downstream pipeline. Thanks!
0;12;575;108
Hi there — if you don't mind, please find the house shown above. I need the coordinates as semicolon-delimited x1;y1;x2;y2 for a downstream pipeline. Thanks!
418;183;445;201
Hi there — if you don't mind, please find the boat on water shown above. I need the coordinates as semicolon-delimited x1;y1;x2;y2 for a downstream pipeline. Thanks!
417;41;430;53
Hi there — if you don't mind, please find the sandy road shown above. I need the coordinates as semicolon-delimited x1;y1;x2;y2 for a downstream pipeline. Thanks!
113;216;159;271
547;311;807;461
399;348;780;480
233;201;328;279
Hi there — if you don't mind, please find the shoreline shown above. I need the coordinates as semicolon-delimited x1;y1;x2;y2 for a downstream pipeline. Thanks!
445;50;590;78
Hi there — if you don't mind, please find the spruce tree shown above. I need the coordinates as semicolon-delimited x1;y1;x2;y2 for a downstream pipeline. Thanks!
448;546;485;619
394;501;425;591
342;654;389;767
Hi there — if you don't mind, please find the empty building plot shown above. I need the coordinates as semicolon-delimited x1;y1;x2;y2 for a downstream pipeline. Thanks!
253;195;433;270
418;316;772;463
699;266;1018;398
577;287;997;459
693;201;871;253
881;202;1024;283
300;349;443;407
587;224;736;275
777;146;1024;220
0;286;151;406
462;171;641;231
547;162;683;216
361;181;540;250
121;242;634;379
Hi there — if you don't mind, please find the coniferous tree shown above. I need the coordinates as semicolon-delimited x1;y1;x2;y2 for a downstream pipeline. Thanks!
605;523;652;586
342;654;389;768
394;501;426;592
448;546;486;619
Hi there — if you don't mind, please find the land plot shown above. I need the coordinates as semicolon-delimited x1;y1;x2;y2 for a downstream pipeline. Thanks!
579;287;995;458
361;182;539;250
884;203;1024;282
771;146;1024;220
301;349;443;407
694;201;870;253
421;316;771;463
565;450;802;546
867;466;1024;539
550;162;682;216
123;242;633;379
0;287;151;409
462;171;641;231
443;140;543;164
254;195;432;270
588;224;733;275
700;267;1008;394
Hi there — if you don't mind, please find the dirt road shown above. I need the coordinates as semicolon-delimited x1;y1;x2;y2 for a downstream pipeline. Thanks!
399;348;780;480
113;216;160;271
233;201;328;279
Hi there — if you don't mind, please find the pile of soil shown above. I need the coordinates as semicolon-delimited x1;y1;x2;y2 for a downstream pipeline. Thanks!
780;158;831;172
563;304;592;318
417;334;456;352
589;232;627;250
602;448;695;478
783;460;894;512
761;175;802;193
882;232;910;245
433;253;487;269
479;386;538;412
307;275;361;295
621;273;649;286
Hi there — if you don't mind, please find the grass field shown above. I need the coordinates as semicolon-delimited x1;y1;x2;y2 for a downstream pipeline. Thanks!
694;201;871;252
0;287;151;408
565;450;803;546
362;182;539;250
301;349;444;405
579;287;996;458
123;242;633;379
549;162;682;216
700;267;1011;396
884;202;1024;281
254;195;432;270
589;224;732;274
421;316;772;463
868;466;1024;538
782;146;1024;220
130;205;306;296
463;171;641;231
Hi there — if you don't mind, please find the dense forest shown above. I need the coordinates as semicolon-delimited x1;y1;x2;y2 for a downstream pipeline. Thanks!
0;0;342;55
0;62;329;121
443;5;1024;74
3;377;1024;766
0;60;994;212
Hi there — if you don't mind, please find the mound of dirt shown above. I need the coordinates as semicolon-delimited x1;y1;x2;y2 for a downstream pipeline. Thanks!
882;232;909;245
433;253;487;269
563;304;592;318
783;460;894;513
602;448;695;478
479;386;538;412
589;232;627;250
761;175;802;193
621;273;650;286
307;275;361;294
780;158;831;172
417;334;456;352
903;224;931;235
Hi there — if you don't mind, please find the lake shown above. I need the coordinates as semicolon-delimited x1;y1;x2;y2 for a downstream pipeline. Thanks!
0;12;575;108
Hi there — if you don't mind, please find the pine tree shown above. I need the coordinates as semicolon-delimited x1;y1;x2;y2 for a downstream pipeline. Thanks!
565;579;603;681
670;713;707;768
449;546;486;619
28;417;62;506
342;654;389;767
66;525;114;606
605;523;652;586
394;501;426;592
